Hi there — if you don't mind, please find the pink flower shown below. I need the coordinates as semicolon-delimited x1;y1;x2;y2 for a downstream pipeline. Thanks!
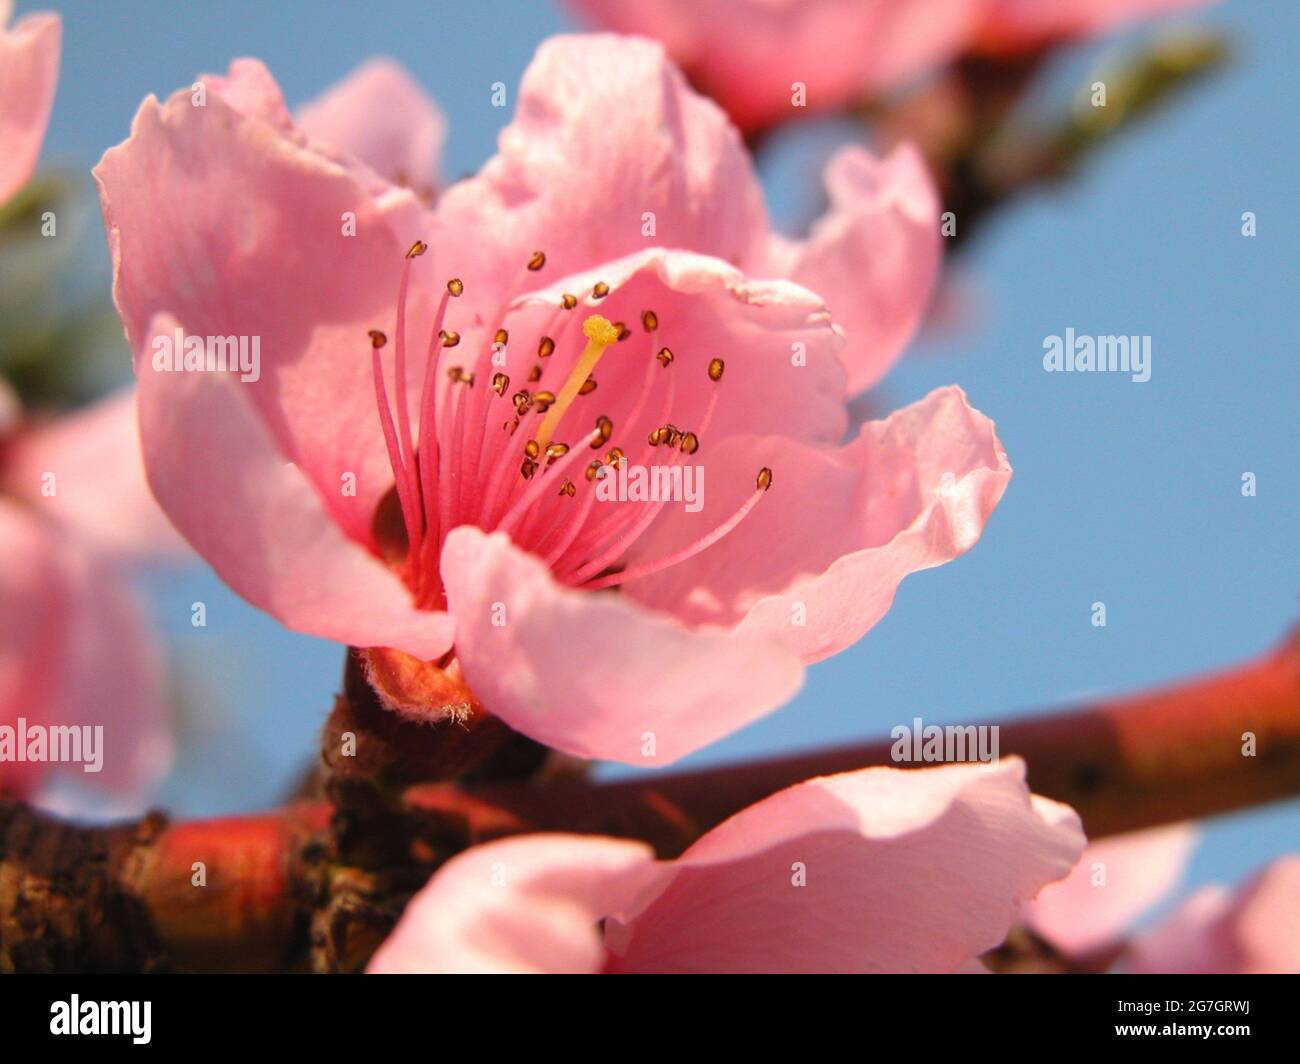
1125;856;1300;974
0;1;60;205
369;759;1084;973
566;0;984;135
0;390;174;809
976;0;1217;54
568;0;1218;133
97;36;1005;766
1020;822;1197;957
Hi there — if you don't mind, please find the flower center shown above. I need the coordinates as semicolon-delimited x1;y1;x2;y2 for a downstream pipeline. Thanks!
369;242;772;611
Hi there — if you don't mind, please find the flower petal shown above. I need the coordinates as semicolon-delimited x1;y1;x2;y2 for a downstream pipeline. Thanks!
297;58;445;199
133;312;455;660
368;834;661;974
605;758;1085;972
2;388;189;563
0;11;60;205
1020;823;1197;956
623;385;1011;663
431;34;768;306
440;525;805;765
94;64;434;550
1126;856;1300;974
771;144;941;394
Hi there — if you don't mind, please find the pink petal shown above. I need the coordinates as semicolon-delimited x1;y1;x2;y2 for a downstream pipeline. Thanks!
623;385;1012;664
0;499;170;808
1126;856;1300;974
770;144;941;394
297;58;445;199
605;758;1085;972
440;525;805;765
0;10;60;205
1021;823;1197;956
430;34;769;305
94;63;434;551
2;388;189;563
133;312;455;660
566;1;983;133
198;56;294;128
367;834;661;974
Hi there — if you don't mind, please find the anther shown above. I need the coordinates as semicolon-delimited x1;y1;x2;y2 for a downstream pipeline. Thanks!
641;309;659;332
615;322;631;341
527;250;546;271
440;330;461;348
680;432;699;455
756;467;773;491
406;240;428;259
561;293;578;310
656;346;674;367
524;439;541;460
592;281;610;299
528;364;543;382
369;329;388;348
578;378;597;395
606;446;626;467
492;372;509;396
586;460;604;481
532;390;556;412
495;328;509;347
545;442;570;462
538;336;555;358
447;277;464;296
558;478;576;497
521;458;538;479
708;357;725;382
591;415;613;448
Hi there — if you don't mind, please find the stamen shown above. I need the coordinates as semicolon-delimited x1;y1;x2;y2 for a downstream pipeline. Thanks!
580;471;772;592
527;250;546;271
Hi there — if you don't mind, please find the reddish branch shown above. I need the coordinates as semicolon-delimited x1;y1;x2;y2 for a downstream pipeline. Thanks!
2;629;1296;972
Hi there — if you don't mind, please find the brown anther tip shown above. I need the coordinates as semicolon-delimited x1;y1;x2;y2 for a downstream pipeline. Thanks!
648;426;665;447
615;322;631;341
681;432;700;455
440;330;461;348
578;378;597;395
538;336;556;358
494;328;509;346
756;467;773;491
527;250;546;271
656;346;674;368
528;364;543;382
586;460;604;481
558;478;576;497
641;309;659;332
592;281;610;299
447;277;464;296
708;357;725;382
406;240;428;259
368;329;388;348
561;293;578;310
533;390;556;408
492;372;510;396
606;446;626;466
446;366;464;382
546;442;570;460
521;458;538;479
524;439;540;460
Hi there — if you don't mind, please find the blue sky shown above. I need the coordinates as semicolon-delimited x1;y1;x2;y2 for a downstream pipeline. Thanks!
21;0;1299;911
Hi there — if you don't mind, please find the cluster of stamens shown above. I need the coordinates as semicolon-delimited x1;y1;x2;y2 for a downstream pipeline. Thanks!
369;241;773;609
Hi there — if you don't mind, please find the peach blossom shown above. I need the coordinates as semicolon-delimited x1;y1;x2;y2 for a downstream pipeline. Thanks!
0;2;59;205
97;36;1002;766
